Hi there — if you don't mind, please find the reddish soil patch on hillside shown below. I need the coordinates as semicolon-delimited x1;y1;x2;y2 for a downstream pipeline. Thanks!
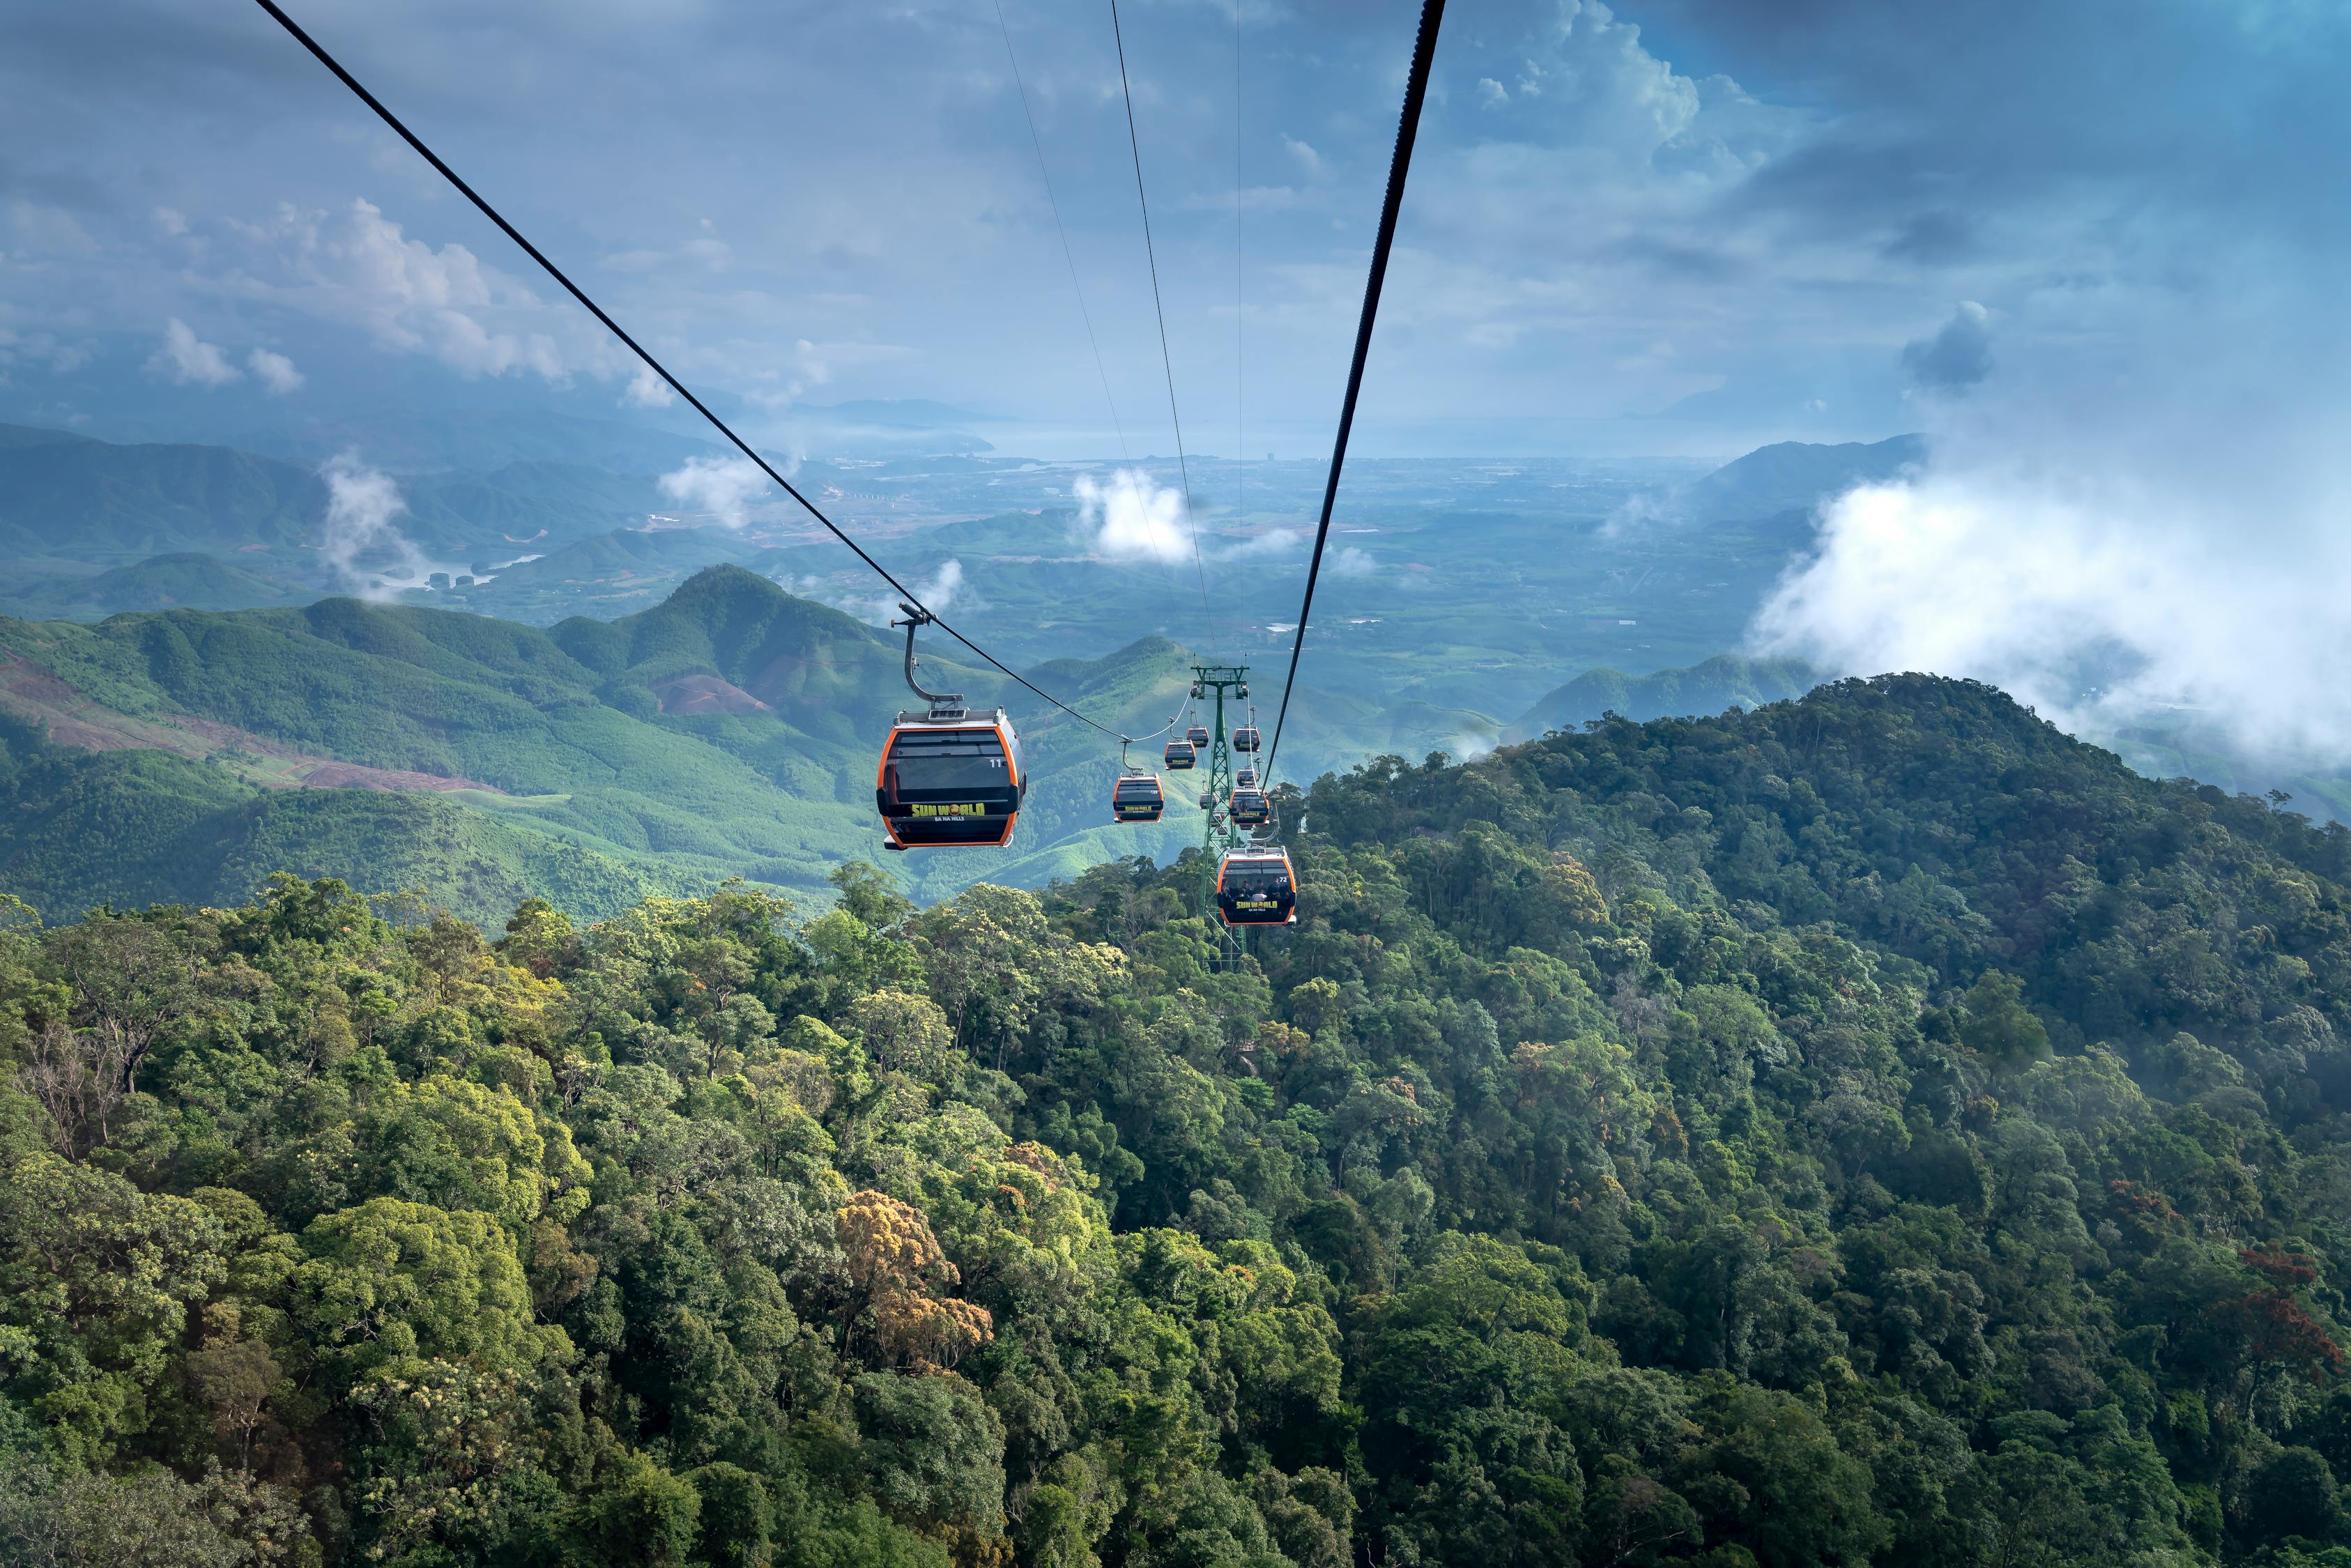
43;718;148;753
652;672;772;715
0;659;83;706
299;763;498;793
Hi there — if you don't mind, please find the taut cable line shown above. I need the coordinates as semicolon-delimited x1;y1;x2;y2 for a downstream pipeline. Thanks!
1108;0;1218;646
1262;0;1446;785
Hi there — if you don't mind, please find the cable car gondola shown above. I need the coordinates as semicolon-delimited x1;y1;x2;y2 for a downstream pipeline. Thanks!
1232;725;1261;753
1235;767;1258;790
1228;787;1272;828
1216;846;1297;926
878;711;1024;848
1112;769;1165;823
875;604;1025;850
1186;724;1212;748
1164;739;1197;769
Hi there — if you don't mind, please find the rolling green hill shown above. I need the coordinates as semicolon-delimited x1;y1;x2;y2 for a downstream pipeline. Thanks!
0;567;1237;919
0;713;668;923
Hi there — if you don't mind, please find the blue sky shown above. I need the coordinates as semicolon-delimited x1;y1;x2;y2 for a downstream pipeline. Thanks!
10;0;2344;461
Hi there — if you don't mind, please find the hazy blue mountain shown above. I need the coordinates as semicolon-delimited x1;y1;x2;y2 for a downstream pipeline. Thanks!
1508;652;1823;741
404;463;673;561
0;552;309;620
0;423;325;564
457;526;758;622
0;424;695;585
1679;433;1927;521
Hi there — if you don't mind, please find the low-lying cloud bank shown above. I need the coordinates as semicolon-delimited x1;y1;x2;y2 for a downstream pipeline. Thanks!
1754;358;2351;765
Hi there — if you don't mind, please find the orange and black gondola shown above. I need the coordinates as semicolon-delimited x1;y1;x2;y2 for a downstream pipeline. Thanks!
876;709;1026;849
1232;725;1261;753
1216;846;1297;926
1186;724;1212;748
1228;786;1272;828
1112;770;1165;823
1164;739;1197;769
1235;767;1258;790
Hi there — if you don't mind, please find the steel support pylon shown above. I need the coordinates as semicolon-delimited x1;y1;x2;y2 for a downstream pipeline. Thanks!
1190;664;1250;965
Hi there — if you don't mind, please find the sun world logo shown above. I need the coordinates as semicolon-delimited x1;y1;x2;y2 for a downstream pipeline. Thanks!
910;802;988;817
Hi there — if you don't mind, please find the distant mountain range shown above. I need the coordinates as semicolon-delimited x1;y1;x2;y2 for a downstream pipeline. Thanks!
0;420;691;617
1675;433;1927;522
1507;653;1823;743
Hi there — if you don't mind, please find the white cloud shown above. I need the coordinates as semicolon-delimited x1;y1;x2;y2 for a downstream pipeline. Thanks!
855;558;965;628
1221;527;1307;560
225;199;590;382
1476;77;1510;108
152;206;189;238
1282;135;1326;178
246;347;304;394
659;454;772;528
146;318;240;388
1747;220;2351;773
624;364;676;408
1075;468;1194;564
1752;464;2351;763
319;452;431;598
1328;546;1379;578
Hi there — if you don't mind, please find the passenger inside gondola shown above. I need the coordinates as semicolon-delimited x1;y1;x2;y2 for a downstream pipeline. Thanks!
1216;847;1297;925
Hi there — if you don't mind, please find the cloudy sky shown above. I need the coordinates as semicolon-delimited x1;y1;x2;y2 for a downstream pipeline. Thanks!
10;0;2351;764
7;0;2341;461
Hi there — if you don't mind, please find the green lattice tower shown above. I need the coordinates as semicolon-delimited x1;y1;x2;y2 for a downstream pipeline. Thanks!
1189;664;1250;956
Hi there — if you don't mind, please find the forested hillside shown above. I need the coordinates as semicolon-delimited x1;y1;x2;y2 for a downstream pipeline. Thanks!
1;674;2345;1567
0;569;1210;914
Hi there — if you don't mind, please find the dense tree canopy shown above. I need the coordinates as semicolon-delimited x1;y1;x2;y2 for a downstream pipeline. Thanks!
0;674;2345;1567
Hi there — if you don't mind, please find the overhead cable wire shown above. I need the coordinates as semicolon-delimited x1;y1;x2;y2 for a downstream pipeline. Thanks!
1108;0;1218;645
248;0;1134;742
995;1;1198;652
993;0;1130;463
1233;0;1246;529
1263;0;1446;786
